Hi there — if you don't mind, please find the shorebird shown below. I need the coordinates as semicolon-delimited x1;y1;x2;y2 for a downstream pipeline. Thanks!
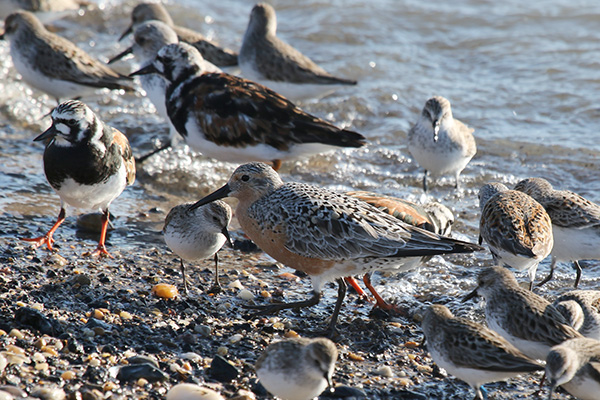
1;11;134;104
189;162;482;333
515;177;600;288
238;3;357;100
421;304;543;400
129;43;365;171
553;290;600;340
119;2;238;68
109;20;184;162
463;267;582;360
408;96;476;192
546;337;600;400
344;191;454;310
163;201;232;294
21;100;135;257
0;0;90;21
478;182;553;289
255;337;337;400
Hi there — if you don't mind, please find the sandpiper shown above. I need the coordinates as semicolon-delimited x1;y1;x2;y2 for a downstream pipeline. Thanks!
163;201;232;294
1;11;134;103
514;177;600;288
130;43;366;171
239;3;357;100
255;337;337;400
463;267;582;360
546;337;600;400
478;182;553;289
408;96;476;192
21;100;135;257
189;162;481;333
553;290;600;340
119;2;238;68
421;304;543;400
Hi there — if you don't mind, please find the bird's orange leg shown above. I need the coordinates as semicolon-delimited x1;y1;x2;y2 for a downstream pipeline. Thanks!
21;208;66;251
91;210;113;258
363;273;404;314
344;276;373;301
271;159;282;171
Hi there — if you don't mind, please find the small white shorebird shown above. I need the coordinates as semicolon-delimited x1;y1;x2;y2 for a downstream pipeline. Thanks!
130;43;366;171
478;182;554;289
553;290;600;340
463;267;582;361
163;201;232;294
239;3;357;101
255;337;338;400
1;11;134;104
421;304;543;400
119;2;238;68
408;96;476;192
515;177;600;288
546;337;600;400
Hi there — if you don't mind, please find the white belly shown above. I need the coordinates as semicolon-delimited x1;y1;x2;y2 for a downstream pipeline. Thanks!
551;225;600;262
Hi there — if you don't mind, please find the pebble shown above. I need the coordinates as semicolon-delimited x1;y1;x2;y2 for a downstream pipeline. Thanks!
119;311;133;320
0;392;12;400
8;330;23;340
14;307;62;336
238;289;254;300
128;355;159;368
210;355;239;383
152;283;178;299
116;363;169;383
374;365;394;377
194;325;212;337
216;347;228;356
228;334;243;344
30;387;66;400
0;355;6;374
166;384;225;400
61;371;76;380
0;386;26;398
228;280;244;290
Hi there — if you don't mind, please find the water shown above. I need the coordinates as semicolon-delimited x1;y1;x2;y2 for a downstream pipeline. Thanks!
0;0;599;398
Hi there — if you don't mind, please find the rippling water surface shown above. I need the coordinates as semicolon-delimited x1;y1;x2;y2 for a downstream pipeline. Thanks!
1;0;599;398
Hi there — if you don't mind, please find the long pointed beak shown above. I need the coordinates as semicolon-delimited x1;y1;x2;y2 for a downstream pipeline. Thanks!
34;125;56;142
129;63;158;77
119;24;133;41
462;287;479;302
188;184;232;212
0;32;5;40
108;46;133;64
222;226;233;248
432;120;440;142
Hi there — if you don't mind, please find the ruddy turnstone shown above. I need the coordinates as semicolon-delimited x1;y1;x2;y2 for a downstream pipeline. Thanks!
188;162;481;333
163;201;232;294
345;191;454;310
255;337;337;400
553;290;600;340
514;177;600;288
421;304;543;400
109;20;184;162
546;337;600;400
463;267;582;360
21;100;135;257
238;3;357;100
119;2;238;68
130;43;366;171
0;11;134;104
408;96;476;192
478;182;553;289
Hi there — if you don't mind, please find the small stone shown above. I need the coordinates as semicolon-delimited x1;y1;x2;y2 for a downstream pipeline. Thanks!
373;365;393;377
194;325;211;337
166;384;224;400
228;334;243;344
209;355;239;383
102;381;119;392
30;387;66;400
127;355;159;368
32;353;46;363
8;330;24;340
260;290;271;298
284;330;299;338
0;391;12;400
136;378;148;387
119;311;133;320
228;280;244;290
35;362;49;371
0;355;7;374
152;283;178;299
92;309;105;320
404;341;419;349
34;337;47;349
238;289;254;300
117;363;168;383
347;352;364;361
14;307;62;336
0;386;27;398
71;274;92;286
6;345;25;355
216;347;228;356
61;371;76;380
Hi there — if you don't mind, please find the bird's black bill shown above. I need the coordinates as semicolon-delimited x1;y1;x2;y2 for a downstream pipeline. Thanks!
108;47;133;65
34;126;56;142
222;226;233;248
462;288;479;302
118;25;133;41
188;184;231;212
129;64;159;77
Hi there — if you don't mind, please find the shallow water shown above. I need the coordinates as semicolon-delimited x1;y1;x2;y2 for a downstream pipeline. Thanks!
0;0;599;398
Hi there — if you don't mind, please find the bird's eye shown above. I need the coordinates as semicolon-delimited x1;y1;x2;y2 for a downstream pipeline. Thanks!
66;119;77;126
241;175;250;182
